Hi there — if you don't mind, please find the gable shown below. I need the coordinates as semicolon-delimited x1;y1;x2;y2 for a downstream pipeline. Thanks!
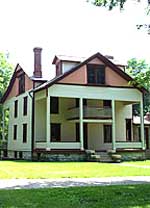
58;57;129;86
2;65;33;103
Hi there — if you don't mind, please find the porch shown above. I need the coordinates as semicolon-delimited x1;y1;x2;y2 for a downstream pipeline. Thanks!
34;86;145;152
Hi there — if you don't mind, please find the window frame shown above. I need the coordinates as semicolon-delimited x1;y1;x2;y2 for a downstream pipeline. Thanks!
51;123;61;142
75;123;80;142
18;73;25;95
104;124;112;143
50;97;59;114
23;96;28;116
14;100;18;118
14;151;17;159
23;123;27;143
13;125;17;140
103;100;112;108
87;64;105;85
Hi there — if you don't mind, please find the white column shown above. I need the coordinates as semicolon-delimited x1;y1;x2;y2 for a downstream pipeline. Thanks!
79;98;84;150
46;93;51;150
112;100;116;151
140;100;145;149
2;109;5;141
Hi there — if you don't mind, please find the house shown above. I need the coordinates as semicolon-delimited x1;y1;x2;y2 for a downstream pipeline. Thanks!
0;47;147;161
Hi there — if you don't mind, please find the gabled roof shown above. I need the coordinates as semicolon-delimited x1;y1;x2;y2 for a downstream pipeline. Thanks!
1;62;48;103
34;52;146;93
1;64;21;103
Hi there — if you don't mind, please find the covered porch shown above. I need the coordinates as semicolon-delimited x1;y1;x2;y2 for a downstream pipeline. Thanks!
34;84;145;152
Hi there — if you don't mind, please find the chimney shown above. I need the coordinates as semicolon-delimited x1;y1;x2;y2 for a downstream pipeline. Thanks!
33;47;42;78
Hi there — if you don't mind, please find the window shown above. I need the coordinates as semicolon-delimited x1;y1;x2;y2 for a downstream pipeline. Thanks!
13;125;17;140
19;151;23;159
3;150;7;158
138;127;141;142
14;100;18;118
76;123;80;142
87;64;105;84
50;97;59;114
103;100;111;108
126;119;132;141
75;98;87;107
104;125;112;143
23;124;27;143
23;96;28;116
14;151;17;159
51;123;61;142
18;73;25;94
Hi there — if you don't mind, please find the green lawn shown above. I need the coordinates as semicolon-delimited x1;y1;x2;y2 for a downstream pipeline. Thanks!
0;184;150;208
0;161;150;179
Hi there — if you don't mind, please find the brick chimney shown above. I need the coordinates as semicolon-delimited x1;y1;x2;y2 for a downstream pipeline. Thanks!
33;47;42;78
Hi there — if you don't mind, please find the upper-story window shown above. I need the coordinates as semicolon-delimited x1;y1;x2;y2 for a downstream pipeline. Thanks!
50;97;59;114
14;100;18;118
75;98;87;107
103;100;111;108
87;64;105;84
23;96;28;116
18;73;25;94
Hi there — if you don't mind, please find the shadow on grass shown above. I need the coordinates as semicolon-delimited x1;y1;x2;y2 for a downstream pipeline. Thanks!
0;184;150;208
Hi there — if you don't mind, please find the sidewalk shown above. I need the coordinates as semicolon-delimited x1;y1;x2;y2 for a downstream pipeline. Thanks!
1;176;150;190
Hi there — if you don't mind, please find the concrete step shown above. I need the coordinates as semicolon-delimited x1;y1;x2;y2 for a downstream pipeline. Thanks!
86;150;113;162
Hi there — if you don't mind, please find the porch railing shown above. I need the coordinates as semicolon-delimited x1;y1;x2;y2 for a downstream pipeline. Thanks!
116;141;143;149
35;142;81;149
67;106;112;120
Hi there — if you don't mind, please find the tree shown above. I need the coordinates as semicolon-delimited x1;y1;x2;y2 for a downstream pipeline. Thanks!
90;0;150;11
0;53;13;140
88;0;150;33
126;58;150;114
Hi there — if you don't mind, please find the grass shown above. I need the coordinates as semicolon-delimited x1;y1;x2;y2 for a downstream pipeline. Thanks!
0;161;150;179
0;184;150;207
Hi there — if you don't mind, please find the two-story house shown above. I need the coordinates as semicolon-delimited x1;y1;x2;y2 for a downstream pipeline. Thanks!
0;47;147;161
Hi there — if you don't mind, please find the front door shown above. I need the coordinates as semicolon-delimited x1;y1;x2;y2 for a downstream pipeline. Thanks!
145;128;149;149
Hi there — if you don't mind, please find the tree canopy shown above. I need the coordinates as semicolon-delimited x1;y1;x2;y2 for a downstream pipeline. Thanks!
91;0;150;11
126;58;150;114
0;53;13;140
88;0;150;33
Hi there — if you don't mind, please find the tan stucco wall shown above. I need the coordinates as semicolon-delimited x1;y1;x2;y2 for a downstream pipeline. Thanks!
6;73;33;101
58;65;87;84
106;67;128;86
58;57;129;87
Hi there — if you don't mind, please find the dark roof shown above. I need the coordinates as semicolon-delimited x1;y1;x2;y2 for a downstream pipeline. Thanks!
0;64;32;104
34;52;146;93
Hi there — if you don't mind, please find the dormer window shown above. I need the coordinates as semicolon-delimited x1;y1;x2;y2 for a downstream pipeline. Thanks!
18;73;25;94
87;64;105;84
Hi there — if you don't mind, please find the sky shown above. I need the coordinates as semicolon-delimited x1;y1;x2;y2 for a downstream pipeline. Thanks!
0;0;150;78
